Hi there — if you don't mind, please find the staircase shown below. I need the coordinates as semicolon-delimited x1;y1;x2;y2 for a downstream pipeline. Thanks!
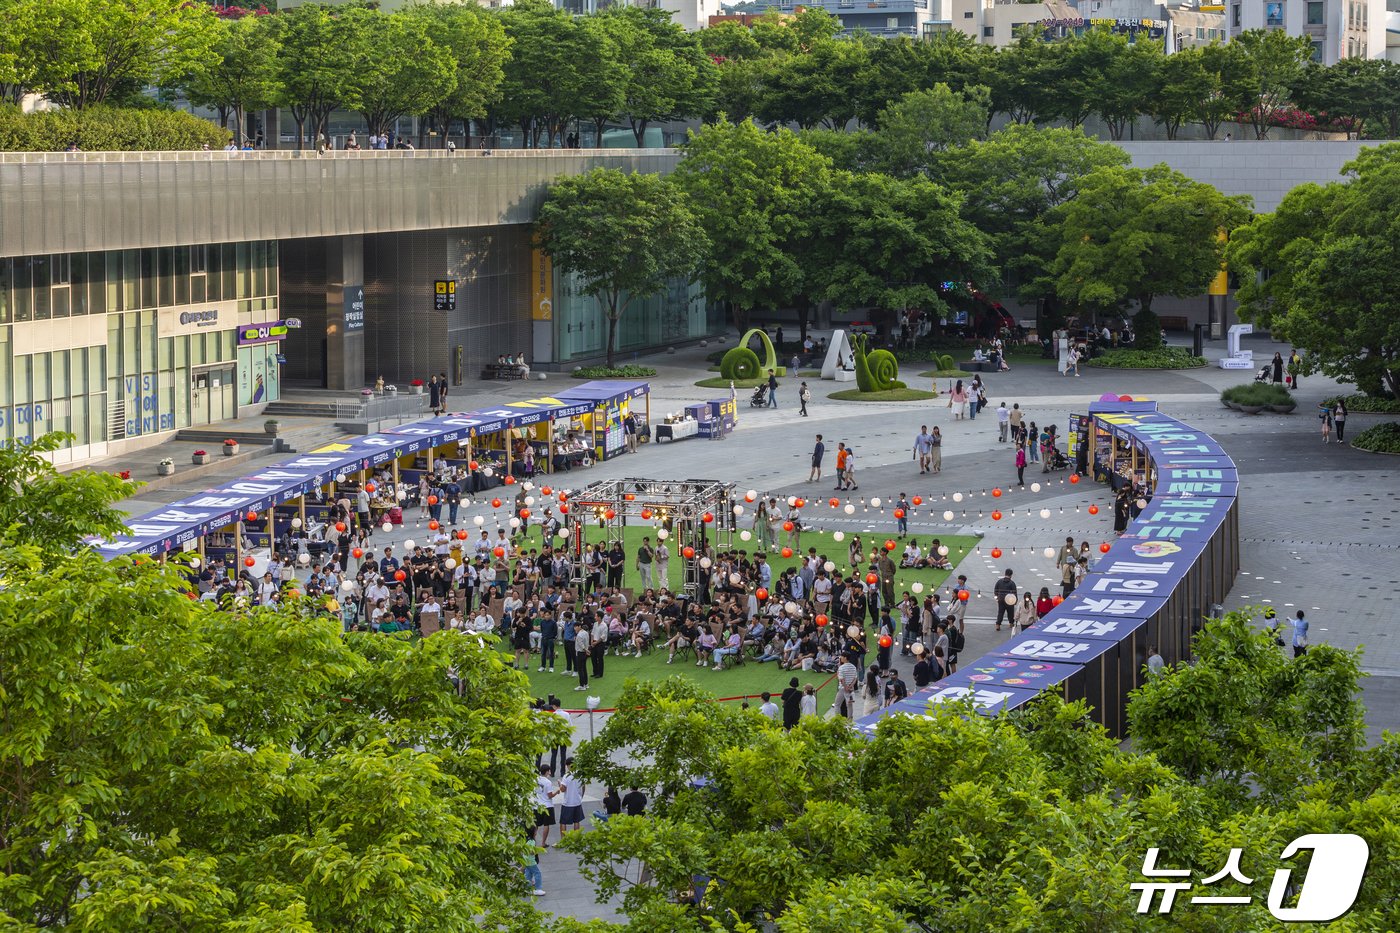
263;399;342;419
175;428;277;446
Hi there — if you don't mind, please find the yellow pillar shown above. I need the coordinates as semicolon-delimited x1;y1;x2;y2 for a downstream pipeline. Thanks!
234;520;244;572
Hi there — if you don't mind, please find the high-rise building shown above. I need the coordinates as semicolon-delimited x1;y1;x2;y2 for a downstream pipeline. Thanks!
772;0;951;38
1225;0;1385;63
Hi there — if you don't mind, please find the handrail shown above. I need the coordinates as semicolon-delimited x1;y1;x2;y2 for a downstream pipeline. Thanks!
0;147;675;165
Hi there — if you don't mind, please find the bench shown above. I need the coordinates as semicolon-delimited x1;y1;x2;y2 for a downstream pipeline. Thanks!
481;364;526;381
1159;316;1189;333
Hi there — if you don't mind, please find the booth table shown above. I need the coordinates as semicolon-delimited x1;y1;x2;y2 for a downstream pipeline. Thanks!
656;420;700;442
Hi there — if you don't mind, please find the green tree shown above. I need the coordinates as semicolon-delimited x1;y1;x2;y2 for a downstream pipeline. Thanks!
344;7;456;139
535;168;706;368
671;119;831;334
992;35;1062;125
178;12;281;145
1049;164;1251;329
1193;41;1256;139
0;0;42;105
1226;145;1400;397
1148;45;1213;140
1232;28;1315;138
402;2;511;148
0;436;563;929
1292;57;1400;139
596;6;717;147
1090;33;1162;140
870;83;989;177
758;37;869;130
271;3;361;148
24;0;216;109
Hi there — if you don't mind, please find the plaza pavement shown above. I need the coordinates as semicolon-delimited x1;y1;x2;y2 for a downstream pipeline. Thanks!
101;335;1400;921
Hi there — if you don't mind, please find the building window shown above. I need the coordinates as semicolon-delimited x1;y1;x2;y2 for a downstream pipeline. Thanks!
1265;1;1283;25
963;9;973;15
983;24;994;36
1310;39;1323;60
887;16;898;29
1196;26;1205;37
1306;0;1323;23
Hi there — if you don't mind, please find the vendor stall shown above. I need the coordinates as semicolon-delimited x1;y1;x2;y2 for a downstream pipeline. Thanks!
556;380;651;462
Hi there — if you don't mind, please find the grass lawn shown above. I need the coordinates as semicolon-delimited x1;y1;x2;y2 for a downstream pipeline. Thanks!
918;368;971;379
698;370;820;389
827;388;939;402
501;523;977;709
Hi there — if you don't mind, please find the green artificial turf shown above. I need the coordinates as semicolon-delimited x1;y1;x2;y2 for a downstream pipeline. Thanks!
497;523;977;709
827;388;940;402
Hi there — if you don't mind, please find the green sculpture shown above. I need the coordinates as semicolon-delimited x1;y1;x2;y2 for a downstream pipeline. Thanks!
851;333;904;392
720;328;784;379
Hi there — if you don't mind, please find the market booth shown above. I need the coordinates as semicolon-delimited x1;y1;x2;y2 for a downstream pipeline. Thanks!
555;380;650;462
856;401;1240;739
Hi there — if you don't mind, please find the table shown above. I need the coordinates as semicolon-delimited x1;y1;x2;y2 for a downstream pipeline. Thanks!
656;420;700;442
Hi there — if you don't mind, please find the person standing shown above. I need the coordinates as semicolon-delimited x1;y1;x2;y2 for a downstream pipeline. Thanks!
438;372;450;413
573;622;591;691
840;447;858;491
1009;403;1024;445
810;435;825;483
428;374;441;414
914;426;934;474
1015;443;1026;487
930;427;943;474
1291;610;1309;658
534;766;560;848
767;369;778;408
557;759;585;834
950;381;967;420
1288;350;1302;390
1319;403;1333;444
539;613;558;673
590;621;606;681
781;676;802;730
799;381;811;417
1271;351;1284;385
895;493;910;536
835;654;859;720
996;402;1010;442
993;568;1017;632
1334;398;1348;444
636;537;654;591
1026;421;1039;463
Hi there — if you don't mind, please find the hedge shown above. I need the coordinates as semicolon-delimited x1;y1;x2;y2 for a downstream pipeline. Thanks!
570;365;657;379
1350;422;1400;454
1085;347;1206;369
1221;383;1293;407
1323;393;1400;414
0;105;230;152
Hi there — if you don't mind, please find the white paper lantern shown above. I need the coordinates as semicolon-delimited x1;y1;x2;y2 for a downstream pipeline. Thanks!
445;558;457;569
729;572;742;586
523;482;534;491
745;489;757;501
473;515;485;526
733;504;744;516
871;497;882;508
699;556;712;569
341;580;355;592
381;522;392;534
739;530;751;541
1040;509;1051;519
188;556;202;569
833;531;845;542
524;496;535;507
912;582;924;594
291;517;302;529
1031;483;1041;493
785;601;799;615
658;528;669;540
1043;547;1055;559
938;545;949;557
824;561;836;573
404;539;416;551
953;492;964;503
843;504;855;515
1005;594;1017;605
1136;498;1148;509
483;468;494;477
943;510;955;521
787;496;797;507
337;474;347;483
396;490;407;501
847;625;861;638
509;517;521;529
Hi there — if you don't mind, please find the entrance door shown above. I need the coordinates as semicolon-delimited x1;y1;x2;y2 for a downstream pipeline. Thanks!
191;367;238;425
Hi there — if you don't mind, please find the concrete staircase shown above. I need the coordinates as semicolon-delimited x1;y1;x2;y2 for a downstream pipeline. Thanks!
175;427;277;446
263;399;343;419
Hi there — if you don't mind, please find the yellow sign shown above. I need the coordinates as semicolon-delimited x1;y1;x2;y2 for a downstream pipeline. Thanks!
1208;229;1229;296
531;249;553;321
312;442;352;453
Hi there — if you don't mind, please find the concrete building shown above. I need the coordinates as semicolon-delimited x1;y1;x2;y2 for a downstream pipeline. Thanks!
1226;0;1386;63
951;0;1227;51
0;148;717;465
774;0;951;38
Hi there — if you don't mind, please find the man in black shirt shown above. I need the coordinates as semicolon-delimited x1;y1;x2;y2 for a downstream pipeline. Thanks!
621;786;648;816
781;676;803;731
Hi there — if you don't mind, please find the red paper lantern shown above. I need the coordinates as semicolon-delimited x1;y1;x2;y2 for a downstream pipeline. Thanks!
333;521;345;532
884;539;897;551
1052;595;1064;606
625;493;636;501
755;587;769;601
365;482;376;494
1118;394;1134;402
352;547;363;558
781;547;793;558
394;569;406;581
893;508;905;519
428;520;440;531
558;492;568;502
992;488;1002;498
541;486;553;496
911;496;922;506
493;546;505;558
815;614;829;627
246;511;258;522
456;529;468;540
990;547;1002;559
878;634;893;648
641;509;652;520
1100;542;1111;553
1069;474;1080;484
469;460;479;470
794;498;805;508
1088;504;1099;515
427;495;439;506
682;546;695;559
991;510;1003;521
559;504;569;515
519;508;531;520
491;498;502;508
244;556;256;567
503;475;516;485
865;572;879;585
957;589;970;602
702;512;714;523
783;521;795;532
604;509;616;520
829;497;840;507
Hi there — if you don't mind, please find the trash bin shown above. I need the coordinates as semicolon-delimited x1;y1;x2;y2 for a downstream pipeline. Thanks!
1193;323;1206;358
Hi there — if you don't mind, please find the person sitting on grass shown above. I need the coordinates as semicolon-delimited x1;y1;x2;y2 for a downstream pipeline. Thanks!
755;632;785;663
926;539;952;571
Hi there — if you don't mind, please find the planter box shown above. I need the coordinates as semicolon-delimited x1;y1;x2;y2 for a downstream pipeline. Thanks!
157;463;175;476
264;421;280;435
192;453;210;465
224;444;240;456
410;384;424;395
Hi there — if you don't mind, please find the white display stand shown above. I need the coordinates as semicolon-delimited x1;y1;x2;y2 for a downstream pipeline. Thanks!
834;369;856;382
821;330;855;381
1057;335;1070;374
1218;323;1255;370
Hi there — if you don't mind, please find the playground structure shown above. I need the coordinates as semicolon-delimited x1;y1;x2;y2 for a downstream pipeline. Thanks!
566;478;736;599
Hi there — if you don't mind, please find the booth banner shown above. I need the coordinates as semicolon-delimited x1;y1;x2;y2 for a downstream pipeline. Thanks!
855;679;1046;734
959;655;1078;691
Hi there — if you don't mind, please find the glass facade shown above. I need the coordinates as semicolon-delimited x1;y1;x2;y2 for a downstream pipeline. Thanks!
0;242;279;457
551;271;721;364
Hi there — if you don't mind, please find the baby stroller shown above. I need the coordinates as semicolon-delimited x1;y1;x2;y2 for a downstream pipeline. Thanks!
1254;365;1272;384
749;384;768;408
1044;446;1070;472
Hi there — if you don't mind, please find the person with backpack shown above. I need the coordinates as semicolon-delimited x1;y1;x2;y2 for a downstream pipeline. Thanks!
945;620;965;673
799;381;811;417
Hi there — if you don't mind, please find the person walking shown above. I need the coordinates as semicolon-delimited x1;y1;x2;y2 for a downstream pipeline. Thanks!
840;447;858;491
996;402;1010;442
1015;442;1027;487
930;427;942;473
810;435;825;483
1319;403;1333;444
1291;610;1309;657
1288;350;1302;390
1271;351;1284;385
1333;398;1348;444
993;568;1017;632
799;381;811;417
438;372;450;413
833;442;847;490
914;426;934;474
1009;403;1024;445
766;370;778;408
950;381;967;420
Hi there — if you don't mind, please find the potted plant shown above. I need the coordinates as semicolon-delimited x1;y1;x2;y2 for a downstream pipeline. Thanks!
385;384;399;397
223;438;240;456
157;457;175;476
192;449;210;465
264;419;280;435
409;378;425;395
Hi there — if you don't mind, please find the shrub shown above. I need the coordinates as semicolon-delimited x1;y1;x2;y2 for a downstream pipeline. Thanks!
938;353;956;372
1323;393;1400;414
1086;347;1205;369
719;347;761;380
0;105;230;152
570;365;657;379
1132;308;1163;351
1350;422;1400;453
1222;383;1293;407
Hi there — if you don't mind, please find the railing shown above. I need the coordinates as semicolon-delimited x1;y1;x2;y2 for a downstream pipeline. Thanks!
0;147;674;165
334;393;430;428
